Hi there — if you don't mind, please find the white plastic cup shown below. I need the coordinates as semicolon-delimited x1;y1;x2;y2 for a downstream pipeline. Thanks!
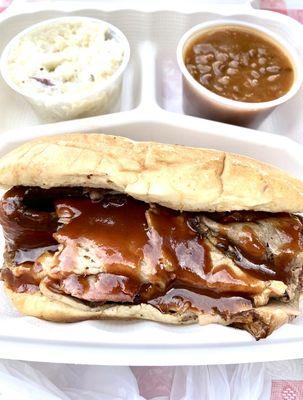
177;20;303;128
0;16;130;122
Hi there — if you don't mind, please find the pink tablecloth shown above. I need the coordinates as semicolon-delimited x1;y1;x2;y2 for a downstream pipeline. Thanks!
0;1;303;399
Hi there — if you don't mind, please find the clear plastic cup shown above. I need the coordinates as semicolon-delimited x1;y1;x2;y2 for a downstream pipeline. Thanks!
177;20;303;128
0;16;130;122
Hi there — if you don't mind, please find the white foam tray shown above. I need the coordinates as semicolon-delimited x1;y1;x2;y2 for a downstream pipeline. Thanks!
0;0;303;366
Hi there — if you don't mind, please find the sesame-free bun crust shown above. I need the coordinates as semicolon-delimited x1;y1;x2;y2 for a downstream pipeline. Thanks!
4;285;299;340
4;283;200;324
0;133;302;212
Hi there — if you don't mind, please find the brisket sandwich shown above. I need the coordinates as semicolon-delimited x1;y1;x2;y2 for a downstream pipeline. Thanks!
0;133;303;339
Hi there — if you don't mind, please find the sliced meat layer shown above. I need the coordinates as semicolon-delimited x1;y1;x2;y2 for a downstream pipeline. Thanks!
1;187;303;339
149;287;253;316
146;207;287;305
36;275;301;340
230;296;300;339
57;273;141;303
53;196;150;279
42;200;289;307
196;214;303;300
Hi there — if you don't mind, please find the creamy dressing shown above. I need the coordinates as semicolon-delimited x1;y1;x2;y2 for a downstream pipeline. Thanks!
6;20;124;97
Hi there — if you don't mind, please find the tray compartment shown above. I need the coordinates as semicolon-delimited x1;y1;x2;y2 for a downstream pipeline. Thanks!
0;116;303;365
0;2;303;366
0;9;144;131
1;7;303;139
153;11;303;137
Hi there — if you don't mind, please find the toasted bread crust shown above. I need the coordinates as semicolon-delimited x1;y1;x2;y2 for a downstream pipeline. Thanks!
4;286;198;324
0;133;302;212
4;286;299;339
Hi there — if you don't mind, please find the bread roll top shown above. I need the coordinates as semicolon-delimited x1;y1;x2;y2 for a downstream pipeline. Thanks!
0;133;302;212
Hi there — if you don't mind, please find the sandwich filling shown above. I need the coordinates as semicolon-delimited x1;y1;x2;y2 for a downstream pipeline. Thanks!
1;186;303;337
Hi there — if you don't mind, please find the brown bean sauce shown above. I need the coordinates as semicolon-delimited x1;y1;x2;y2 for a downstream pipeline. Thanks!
185;26;294;102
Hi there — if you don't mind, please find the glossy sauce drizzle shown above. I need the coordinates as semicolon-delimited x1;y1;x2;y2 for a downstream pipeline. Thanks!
0;186;58;263
211;216;303;283
53;197;263;310
1;187;302;316
55;196;149;280
146;206;211;288
149;288;252;316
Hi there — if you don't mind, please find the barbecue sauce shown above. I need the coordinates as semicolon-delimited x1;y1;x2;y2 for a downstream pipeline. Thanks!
55;196;149;276
204;214;303;284
1;268;40;293
0;186;58;262
1;186;302;316
149;288;252;316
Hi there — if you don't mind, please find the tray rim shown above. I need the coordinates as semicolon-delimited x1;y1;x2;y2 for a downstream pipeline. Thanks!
2;0;303;35
0;1;303;366
0;112;303;366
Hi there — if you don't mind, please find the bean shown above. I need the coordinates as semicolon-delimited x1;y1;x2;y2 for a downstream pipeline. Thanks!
227;67;238;75
251;70;260;79
240;53;249;66
212;61;224;76
248;49;256;57
266;65;280;73
196;54;214;64
229;60;239;68
251;63;257;68
193;43;215;55
199;73;212;86
244;79;258;88
233;85;240;93
216;52;229;62
259;67;266;74
187;64;197;75
244;81;250;88
258;48;266;55
267;74;280;82
258;57;267;65
197;64;211;74
218;76;230;85
213;84;223;92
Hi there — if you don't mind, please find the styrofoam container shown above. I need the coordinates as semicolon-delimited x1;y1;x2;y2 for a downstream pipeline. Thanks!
0;0;303;366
